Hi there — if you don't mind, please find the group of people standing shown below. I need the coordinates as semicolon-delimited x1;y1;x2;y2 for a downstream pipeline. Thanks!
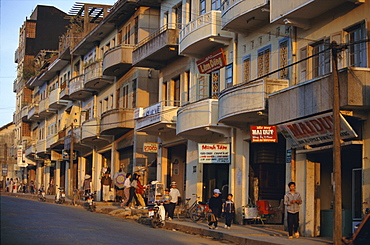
5;178;17;193
207;188;236;230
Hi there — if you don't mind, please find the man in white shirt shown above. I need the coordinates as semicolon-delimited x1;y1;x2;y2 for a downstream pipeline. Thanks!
168;182;180;221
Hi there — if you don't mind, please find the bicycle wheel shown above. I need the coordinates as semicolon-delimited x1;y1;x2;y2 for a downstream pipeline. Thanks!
190;205;202;222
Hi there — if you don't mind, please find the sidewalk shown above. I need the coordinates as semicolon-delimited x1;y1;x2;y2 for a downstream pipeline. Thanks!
2;192;333;245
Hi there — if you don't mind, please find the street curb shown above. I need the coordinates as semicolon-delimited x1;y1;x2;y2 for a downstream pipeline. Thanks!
163;222;278;245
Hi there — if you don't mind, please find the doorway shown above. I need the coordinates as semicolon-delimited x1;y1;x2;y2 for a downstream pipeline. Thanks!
202;164;229;202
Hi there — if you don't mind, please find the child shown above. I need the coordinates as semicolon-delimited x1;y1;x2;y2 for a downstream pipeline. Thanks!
284;182;302;239
161;188;172;220
222;194;235;229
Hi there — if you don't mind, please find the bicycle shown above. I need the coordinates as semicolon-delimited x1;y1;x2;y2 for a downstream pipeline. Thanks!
190;199;209;222
176;194;200;221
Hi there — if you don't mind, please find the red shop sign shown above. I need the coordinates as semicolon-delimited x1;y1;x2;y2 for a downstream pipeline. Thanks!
196;48;226;74
251;126;278;143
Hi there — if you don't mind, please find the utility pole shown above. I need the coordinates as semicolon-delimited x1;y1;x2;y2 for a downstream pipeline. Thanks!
331;41;342;245
70;123;74;196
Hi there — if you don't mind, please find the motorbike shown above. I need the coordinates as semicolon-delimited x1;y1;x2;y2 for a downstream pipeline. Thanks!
85;191;96;212
37;187;46;202
149;201;166;228
55;186;66;204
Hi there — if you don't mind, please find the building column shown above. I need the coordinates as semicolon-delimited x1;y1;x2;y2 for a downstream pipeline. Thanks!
362;115;370;213
55;161;61;189
92;148;102;201
44;165;50;193
79;156;86;190
296;153;308;236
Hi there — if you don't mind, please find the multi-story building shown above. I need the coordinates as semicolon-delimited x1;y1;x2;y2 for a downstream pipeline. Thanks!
0;123;17;182
11;0;369;239
13;5;70;184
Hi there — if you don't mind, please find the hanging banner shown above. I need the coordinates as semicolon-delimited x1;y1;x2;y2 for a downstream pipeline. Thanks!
198;143;230;164
250;126;278;143
278;112;357;148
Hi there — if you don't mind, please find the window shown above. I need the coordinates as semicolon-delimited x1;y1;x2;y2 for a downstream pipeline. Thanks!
279;39;289;79
197;74;210;100
134;17;138;44
132;79;137;108
211;0;221;10
258;46;271;77
347;23;367;67
85;108;91;121
211;70;220;99
171;77;180;106
225;64;233;88
175;4;182;29
243;55;251;83
200;0;206;15
311;39;330;78
299;47;307;82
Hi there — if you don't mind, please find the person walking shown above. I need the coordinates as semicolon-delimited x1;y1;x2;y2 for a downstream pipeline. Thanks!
83;174;92;196
208;189;223;229
222;194;235;229
284;181;302;239
126;173;141;208
101;172;112;202
6;178;10;192
120;173;132;208
13;178;18;193
167;182;180;221
135;175;146;207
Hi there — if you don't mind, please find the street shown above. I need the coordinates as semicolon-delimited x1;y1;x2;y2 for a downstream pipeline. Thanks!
1;196;232;245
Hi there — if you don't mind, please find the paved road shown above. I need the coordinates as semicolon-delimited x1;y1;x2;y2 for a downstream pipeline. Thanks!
1;196;232;245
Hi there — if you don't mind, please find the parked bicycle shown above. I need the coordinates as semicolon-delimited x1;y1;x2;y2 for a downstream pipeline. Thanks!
177;195;199;221
189;195;210;222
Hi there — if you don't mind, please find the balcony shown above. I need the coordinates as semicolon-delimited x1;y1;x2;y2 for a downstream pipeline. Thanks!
218;78;289;128
50;128;66;150
59;83;70;100
69;74;93;100
135;101;179;135
100;108;134;136
102;45;134;77
270;0;358;26
269;68;370;125
28;103;39;121
81;118;110;147
49;88;69;109
25;140;36;157
46;133;58;149
177;99;230;142
84;61;113;90
39;98;56;118
221;0;269;33
179;11;232;58
133;25;181;69
36;139;46;154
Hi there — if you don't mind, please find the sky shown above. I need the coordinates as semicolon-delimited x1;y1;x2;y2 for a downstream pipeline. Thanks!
0;0;115;127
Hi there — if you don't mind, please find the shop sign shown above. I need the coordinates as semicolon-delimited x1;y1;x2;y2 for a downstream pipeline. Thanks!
196;49;226;74
250;126;278;143
17;145;23;165
278;112;357;148
2;164;8;176
143;142;159;153
198;143;230;164
135;102;162;129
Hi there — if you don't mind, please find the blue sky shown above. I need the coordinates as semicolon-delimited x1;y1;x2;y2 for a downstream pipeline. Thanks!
0;0;114;127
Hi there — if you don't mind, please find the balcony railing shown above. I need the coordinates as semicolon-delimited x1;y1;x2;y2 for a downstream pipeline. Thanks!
36;139;46;153
102;44;134;76
46;133;58;149
218;78;289;127
221;0;269;32
132;24;181;68
135;101;179;134
179;11;231;57
84;61;113;90
100;108;134;135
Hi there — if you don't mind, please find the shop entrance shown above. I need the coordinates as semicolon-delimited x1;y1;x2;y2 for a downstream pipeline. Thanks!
166;144;187;197
202;164;229;202
307;144;362;237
